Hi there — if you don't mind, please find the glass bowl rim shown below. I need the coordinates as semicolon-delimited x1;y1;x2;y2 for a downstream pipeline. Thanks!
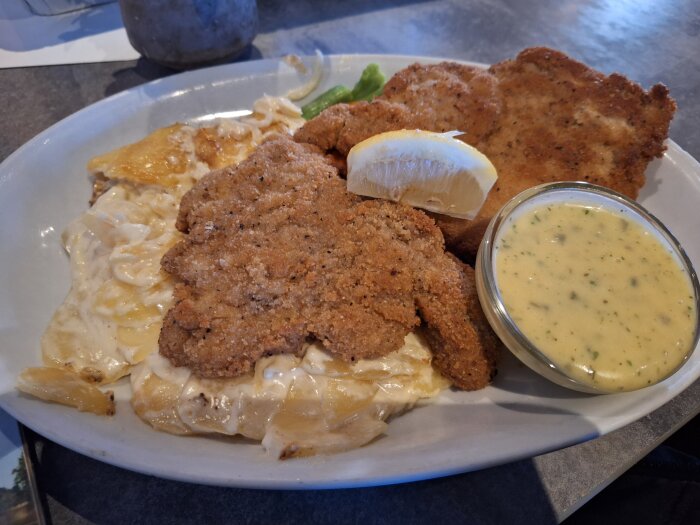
476;181;700;394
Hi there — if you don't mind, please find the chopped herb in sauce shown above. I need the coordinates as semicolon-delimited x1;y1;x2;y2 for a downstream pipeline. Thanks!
495;201;696;391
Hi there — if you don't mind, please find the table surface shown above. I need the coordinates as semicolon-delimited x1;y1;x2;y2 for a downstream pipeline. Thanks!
1;0;699;523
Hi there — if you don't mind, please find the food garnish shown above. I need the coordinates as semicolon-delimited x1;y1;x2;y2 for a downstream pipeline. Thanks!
301;63;386;119
347;130;497;219
285;49;324;101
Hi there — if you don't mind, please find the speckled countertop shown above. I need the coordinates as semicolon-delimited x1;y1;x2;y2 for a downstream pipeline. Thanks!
1;1;699;523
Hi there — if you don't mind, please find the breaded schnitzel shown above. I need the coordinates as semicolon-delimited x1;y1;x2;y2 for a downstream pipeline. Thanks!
160;136;498;390
295;47;676;258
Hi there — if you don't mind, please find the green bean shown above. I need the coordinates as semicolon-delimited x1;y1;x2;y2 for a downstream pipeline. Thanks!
301;85;353;120
350;63;385;101
300;64;387;120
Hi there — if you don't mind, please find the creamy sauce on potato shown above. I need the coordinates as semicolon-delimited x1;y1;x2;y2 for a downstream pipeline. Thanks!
495;202;696;391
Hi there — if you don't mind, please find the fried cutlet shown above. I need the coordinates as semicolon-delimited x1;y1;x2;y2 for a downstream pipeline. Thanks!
294;100;416;159
294;47;676;258
160;136;498;390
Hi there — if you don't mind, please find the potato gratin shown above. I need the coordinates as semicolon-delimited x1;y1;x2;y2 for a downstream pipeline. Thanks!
18;95;449;458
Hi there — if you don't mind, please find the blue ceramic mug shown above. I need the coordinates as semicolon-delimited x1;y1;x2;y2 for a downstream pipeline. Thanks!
119;0;258;69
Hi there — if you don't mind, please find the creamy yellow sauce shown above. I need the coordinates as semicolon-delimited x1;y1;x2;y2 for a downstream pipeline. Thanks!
495;202;697;392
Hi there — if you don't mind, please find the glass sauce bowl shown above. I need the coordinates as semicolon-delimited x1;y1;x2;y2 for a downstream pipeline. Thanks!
475;182;700;394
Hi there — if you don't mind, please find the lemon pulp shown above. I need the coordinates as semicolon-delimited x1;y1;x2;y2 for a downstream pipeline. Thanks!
346;130;497;219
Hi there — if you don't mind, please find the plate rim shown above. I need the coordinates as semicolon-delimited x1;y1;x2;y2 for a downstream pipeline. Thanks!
1;53;699;489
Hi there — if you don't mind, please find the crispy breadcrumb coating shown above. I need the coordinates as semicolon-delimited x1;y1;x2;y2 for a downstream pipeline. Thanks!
160;136;498;390
295;47;676;258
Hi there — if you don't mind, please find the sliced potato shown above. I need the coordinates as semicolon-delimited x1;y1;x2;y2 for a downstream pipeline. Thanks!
17;367;115;416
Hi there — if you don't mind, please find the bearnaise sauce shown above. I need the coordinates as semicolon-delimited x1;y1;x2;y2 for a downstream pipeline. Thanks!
494;200;697;392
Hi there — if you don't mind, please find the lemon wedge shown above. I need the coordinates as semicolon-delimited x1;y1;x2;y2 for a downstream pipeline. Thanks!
346;130;497;219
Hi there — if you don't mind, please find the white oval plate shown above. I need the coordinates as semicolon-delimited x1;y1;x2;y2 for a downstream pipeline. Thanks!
1;55;698;489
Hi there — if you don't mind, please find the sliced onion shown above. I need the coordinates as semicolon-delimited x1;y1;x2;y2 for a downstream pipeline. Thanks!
285;50;324;101
282;54;308;75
